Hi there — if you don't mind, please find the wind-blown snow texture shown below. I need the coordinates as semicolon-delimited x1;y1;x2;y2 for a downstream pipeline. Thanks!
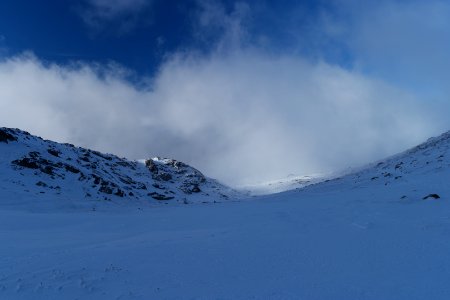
2;128;450;299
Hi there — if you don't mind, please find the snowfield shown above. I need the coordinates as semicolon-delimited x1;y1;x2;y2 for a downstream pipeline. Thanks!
2;128;450;299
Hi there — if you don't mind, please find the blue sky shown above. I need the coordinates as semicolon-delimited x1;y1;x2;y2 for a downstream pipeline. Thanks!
1;0;450;185
0;0;196;75
0;0;344;75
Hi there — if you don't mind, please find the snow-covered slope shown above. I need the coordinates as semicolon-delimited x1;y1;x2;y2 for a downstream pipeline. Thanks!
2;129;450;299
308;130;450;201
0;127;239;210
240;130;450;197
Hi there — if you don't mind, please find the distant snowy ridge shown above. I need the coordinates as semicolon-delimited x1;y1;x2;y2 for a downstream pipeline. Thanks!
2;126;450;211
294;129;450;204
347;130;450;186
238;174;327;195
0;127;240;209
239;131;450;196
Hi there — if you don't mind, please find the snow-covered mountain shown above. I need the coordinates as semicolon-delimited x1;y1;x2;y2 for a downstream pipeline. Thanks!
2;128;450;299
0;127;239;210
241;130;450;198
238;174;326;195
303;130;450;201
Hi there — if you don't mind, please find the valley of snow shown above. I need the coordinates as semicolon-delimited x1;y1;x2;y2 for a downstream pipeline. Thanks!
2;128;450;299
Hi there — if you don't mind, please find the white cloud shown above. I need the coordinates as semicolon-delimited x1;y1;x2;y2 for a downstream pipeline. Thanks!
194;0;251;52
80;0;152;33
1;1;448;186
319;0;450;95
0;51;440;185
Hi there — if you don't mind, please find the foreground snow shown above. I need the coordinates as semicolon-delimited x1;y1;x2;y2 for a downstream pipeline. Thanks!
2;175;450;299
2;129;450;299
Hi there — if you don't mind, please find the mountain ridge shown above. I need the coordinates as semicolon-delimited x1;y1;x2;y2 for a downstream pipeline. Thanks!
0;127;240;210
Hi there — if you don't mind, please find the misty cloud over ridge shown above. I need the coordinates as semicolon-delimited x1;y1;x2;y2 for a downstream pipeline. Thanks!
0;51;440;185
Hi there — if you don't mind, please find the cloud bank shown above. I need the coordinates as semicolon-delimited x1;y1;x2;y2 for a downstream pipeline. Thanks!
0;0;449;186
0;51;439;185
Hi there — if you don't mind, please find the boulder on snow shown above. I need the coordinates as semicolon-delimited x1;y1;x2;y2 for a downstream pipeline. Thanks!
148;192;174;200
423;194;440;200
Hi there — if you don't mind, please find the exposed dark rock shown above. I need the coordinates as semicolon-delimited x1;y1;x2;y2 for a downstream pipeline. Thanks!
153;172;172;181
191;184;201;193
99;186;113;194
118;175;136;185
145;159;158;173
80;154;90;162
28;151;40;159
47;149;60;157
152;183;165;190
13;153;59;176
12;158;39;169
180;183;201;194
91;174;125;197
185;172;206;183
91;150;113;161
148;192;174;200
64;164;80;174
114;189;125;197
423;194;440;200
41;166;55;175
165;159;188;169
0;129;17;143
93;175;101;185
